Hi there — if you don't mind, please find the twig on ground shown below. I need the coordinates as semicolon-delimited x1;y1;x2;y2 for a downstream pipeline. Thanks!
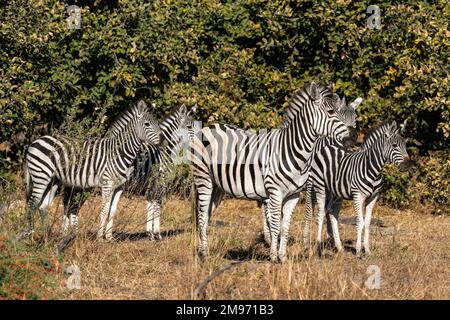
194;260;244;300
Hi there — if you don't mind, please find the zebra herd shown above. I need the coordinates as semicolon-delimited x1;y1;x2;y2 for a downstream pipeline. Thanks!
24;82;412;263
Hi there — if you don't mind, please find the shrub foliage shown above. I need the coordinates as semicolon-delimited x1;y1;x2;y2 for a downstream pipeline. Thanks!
0;0;448;210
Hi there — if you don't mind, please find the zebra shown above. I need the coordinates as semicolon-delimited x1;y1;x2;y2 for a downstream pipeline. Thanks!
24;100;161;240
188;83;358;263
260;95;363;245
130;104;199;240
61;104;199;240
304;120;412;255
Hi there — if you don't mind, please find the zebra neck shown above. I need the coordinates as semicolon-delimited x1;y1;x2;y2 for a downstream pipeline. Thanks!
161;133;183;159
158;148;175;171
362;139;388;177
282;112;318;161
111;125;142;167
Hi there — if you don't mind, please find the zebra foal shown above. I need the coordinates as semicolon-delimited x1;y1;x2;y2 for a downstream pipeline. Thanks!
25;100;161;240
304;121;412;254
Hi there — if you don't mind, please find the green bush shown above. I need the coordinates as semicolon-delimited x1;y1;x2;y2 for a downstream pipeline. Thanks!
0;0;448;211
381;150;449;214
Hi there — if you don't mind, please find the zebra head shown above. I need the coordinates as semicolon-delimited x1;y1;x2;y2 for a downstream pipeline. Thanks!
336;96;363;129
383;121;413;171
135;100;161;146
160;104;199;159
306;83;358;147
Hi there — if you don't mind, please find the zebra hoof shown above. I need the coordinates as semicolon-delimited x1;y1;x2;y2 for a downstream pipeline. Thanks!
146;232;161;241
279;255;288;263
270;255;279;263
153;233;162;241
197;247;209;261
335;244;343;253
104;234;114;242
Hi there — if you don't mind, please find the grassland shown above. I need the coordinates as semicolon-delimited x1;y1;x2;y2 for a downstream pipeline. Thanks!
1;189;449;300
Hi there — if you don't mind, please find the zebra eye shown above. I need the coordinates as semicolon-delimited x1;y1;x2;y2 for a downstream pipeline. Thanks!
144;121;150;126
392;143;398;147
327;109;335;115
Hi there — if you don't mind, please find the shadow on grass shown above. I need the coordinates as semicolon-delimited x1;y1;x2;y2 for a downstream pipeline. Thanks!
343;239;357;254
113;227;188;242
223;233;299;262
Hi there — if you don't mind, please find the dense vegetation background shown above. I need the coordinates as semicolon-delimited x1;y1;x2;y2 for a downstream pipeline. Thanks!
0;0;448;212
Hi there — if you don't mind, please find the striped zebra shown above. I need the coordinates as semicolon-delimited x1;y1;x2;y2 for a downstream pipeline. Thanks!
188;83;358;262
61;104;199;240
260;95;363;244
304;121;412;254
129;104;199;240
25;100;161;240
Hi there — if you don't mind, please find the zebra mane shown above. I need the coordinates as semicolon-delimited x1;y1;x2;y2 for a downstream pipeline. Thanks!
107;100;150;137
281;83;334;127
159;104;187;132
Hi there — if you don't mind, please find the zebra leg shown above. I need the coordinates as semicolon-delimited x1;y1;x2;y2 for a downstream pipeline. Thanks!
278;195;300;263
267;194;283;263
261;200;271;245
328;198;343;252
325;197;333;244
104;188;124;241
145;198;161;240
303;183;315;249
353;192;366;256
195;180;215;259
146;171;165;240
26;176;54;232
363;194;378;254
98;186;114;239
315;190;327;255
63;189;85;236
38;183;59;235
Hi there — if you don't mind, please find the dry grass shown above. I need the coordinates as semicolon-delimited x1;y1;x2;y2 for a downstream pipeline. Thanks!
2;190;449;300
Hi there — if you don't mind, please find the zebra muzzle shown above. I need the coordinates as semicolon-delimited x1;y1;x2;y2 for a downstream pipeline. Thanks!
342;127;358;147
398;157;413;171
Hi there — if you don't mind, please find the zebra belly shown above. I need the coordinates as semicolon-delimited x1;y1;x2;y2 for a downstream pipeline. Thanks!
209;164;268;200
57;165;103;189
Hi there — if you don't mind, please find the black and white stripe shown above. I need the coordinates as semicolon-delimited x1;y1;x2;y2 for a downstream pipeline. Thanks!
304;121;412;254
24;100;161;240
188;83;357;262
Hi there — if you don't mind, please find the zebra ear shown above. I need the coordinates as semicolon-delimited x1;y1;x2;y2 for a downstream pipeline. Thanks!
332;93;340;109
191;104;197;114
178;104;187;114
349;97;363;110
386;120;398;137
400;118;408;134
340;96;346;110
309;82;319;100
137;100;147;109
